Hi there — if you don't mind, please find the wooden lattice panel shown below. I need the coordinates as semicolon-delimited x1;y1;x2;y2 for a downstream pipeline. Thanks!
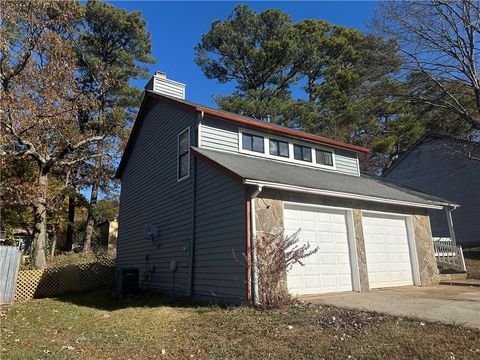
15;259;115;301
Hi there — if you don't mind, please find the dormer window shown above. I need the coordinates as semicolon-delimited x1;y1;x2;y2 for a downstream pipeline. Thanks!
242;132;264;153
293;144;312;162
237;127;340;172
269;139;289;157
316;149;333;166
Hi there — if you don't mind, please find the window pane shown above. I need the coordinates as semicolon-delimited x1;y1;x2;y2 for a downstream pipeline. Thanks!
269;140;278;155
179;154;189;178
252;137;263;152
302;146;312;162
252;135;264;153
179;131;189;154
279;141;289;157
242;133;264;153
316;149;333;166
293;145;302;160
242;133;252;151
294;144;312;162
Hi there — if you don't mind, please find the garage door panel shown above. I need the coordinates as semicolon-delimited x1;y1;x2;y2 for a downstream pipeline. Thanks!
363;213;414;289
288;275;302;290
305;275;321;288
319;253;335;264
284;204;353;295
302;229;317;242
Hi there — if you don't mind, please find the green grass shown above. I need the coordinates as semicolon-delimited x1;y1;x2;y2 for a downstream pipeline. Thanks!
1;289;479;359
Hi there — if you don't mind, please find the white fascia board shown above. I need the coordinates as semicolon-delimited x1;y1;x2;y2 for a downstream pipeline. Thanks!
243;179;447;210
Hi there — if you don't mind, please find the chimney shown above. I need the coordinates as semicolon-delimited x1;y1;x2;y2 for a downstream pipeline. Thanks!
145;71;186;99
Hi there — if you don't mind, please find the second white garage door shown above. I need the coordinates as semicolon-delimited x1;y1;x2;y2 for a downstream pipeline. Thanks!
362;213;414;289
284;204;353;295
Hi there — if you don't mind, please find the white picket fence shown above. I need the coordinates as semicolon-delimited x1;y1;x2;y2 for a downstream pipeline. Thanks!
0;246;21;304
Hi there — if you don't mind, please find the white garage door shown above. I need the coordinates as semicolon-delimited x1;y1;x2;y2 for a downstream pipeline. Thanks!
284;204;353;295
362;213;414;289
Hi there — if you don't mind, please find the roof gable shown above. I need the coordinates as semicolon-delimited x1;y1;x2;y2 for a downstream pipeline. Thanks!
116;90;370;178
383;134;480;177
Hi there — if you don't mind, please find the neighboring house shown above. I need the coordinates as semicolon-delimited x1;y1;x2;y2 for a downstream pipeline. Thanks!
97;218;118;254
115;71;457;305
383;134;480;248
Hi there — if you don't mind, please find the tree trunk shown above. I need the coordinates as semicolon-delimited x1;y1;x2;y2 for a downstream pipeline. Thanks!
32;169;48;268
49;223;57;260
66;193;75;251
83;109;104;254
83;180;98;253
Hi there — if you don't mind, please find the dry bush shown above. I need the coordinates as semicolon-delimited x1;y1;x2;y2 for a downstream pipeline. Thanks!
257;230;318;308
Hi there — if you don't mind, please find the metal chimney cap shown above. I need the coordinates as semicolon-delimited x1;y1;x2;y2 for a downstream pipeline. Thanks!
154;71;167;79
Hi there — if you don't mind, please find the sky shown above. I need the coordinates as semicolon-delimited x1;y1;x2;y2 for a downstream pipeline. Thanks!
110;1;378;107
94;1;378;199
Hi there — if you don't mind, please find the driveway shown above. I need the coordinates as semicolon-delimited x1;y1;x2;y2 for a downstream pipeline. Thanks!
303;285;480;329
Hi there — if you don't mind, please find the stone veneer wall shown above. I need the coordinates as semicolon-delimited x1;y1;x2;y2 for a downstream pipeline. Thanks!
255;197;284;237
352;209;369;291
254;189;440;291
412;214;440;286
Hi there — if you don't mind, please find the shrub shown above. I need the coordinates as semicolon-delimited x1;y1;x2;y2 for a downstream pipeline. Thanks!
256;230;318;308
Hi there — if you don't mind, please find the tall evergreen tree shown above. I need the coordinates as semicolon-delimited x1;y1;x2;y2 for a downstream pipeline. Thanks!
195;5;417;172
195;5;302;124
77;0;154;253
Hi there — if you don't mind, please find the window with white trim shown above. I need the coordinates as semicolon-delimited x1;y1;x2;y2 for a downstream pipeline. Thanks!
237;127;340;172
293;144;312;162
316;149;333;166
269;139;289;157
177;127;190;181
242;132;264;153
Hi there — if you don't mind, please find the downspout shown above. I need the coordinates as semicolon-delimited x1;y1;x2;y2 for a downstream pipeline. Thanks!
249;184;263;306
188;110;204;297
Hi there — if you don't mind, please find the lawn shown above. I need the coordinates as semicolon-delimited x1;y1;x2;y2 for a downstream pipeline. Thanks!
464;247;480;279
1;290;479;360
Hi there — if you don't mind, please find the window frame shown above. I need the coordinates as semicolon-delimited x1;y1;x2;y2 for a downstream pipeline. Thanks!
241;132;265;153
177;126;190;182
238;127;337;171
269;138;290;158
315;148;334;167
293;144;313;163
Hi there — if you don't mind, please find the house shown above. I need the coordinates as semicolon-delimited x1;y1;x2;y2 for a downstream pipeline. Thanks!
97;217;118;254
383;134;480;248
115;72;457;305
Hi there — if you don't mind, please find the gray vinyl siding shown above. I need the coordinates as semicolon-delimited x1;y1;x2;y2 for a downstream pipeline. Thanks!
193;160;247;304
200;115;239;152
117;99;197;296
200;117;360;176
384;138;480;246
335;149;359;176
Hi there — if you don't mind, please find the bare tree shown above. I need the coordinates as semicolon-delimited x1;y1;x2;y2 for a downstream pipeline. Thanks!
374;0;480;130
1;1;102;267
256;230;318;308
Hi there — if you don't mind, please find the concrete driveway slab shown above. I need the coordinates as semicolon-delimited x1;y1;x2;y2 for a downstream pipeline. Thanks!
302;285;480;329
